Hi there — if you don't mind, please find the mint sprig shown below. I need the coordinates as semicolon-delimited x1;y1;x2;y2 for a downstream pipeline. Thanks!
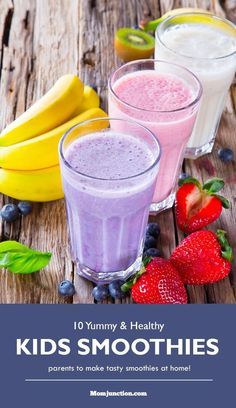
0;240;52;274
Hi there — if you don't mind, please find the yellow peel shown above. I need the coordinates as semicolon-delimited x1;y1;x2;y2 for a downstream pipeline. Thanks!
0;165;64;202
166;14;236;37
143;7;236;37
0;74;84;146
0;108;108;170
75;85;100;114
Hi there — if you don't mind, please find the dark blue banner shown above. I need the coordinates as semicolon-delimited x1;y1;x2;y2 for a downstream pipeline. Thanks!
0;305;234;407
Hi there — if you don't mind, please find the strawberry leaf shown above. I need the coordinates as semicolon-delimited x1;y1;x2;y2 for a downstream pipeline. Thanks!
178;177;201;189
216;230;233;262
121;280;134;293
143;256;151;267
203;178;224;193
121;258;151;293
211;194;230;209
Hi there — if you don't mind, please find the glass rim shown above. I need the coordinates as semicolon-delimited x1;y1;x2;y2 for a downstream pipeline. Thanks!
108;58;203;114
59;117;162;181
155;12;236;61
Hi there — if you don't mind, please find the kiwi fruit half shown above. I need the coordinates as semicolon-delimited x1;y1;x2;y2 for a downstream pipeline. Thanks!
114;28;155;62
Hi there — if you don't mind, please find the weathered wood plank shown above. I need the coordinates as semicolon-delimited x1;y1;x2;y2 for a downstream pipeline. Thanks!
160;0;236;304
230;85;236;300
0;0;80;303
21;0;81;304
182;5;236;303
0;0;235;304
0;0;38;303
78;0;166;303
220;0;236;22
0;1;14;237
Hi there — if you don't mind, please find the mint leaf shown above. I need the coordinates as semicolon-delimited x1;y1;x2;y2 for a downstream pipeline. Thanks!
0;240;52;274
0;241;30;253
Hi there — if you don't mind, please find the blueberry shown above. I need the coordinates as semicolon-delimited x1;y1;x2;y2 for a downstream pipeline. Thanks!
132;24;140;30
18;201;32;216
144;235;157;250
218;148;234;162
0;204;20;222
90;84;97;92
146;222;160;239
108;280;125;299
58;280;75;296
92;285;109;301
143;247;161;258
178;172;190;185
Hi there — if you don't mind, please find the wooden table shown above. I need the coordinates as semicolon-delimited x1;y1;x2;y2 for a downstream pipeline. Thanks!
0;0;235;304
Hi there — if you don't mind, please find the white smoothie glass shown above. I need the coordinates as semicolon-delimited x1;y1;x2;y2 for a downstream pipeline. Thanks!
155;12;236;158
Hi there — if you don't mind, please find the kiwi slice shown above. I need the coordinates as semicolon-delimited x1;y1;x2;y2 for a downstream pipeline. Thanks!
114;28;155;62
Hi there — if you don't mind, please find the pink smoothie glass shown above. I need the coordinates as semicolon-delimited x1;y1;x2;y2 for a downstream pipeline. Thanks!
108;60;202;213
59;118;161;284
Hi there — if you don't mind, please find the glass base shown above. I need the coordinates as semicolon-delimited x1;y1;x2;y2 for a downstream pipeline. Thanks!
185;139;214;159
76;253;143;284
150;192;175;214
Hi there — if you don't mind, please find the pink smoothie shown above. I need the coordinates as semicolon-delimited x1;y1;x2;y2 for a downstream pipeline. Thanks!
109;70;198;205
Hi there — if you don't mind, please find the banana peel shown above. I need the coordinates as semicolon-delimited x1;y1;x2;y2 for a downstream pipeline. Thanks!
0;165;64;202
141;8;236;37
0;107;108;170
0;74;84;146
76;85;100;113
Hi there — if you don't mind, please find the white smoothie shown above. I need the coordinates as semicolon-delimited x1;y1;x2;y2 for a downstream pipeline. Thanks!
155;21;236;157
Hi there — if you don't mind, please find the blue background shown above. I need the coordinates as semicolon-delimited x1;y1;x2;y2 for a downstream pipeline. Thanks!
0;304;234;407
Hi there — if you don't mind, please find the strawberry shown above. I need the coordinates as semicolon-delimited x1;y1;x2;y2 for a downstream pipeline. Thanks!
170;230;233;285
122;257;187;304
175;177;230;233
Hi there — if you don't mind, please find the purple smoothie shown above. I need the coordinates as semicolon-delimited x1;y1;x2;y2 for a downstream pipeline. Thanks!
60;130;159;280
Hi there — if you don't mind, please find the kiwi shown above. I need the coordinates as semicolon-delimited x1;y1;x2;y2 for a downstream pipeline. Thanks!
114;28;155;62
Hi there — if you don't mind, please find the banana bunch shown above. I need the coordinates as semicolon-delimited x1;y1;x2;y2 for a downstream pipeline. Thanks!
0;75;108;201
143;7;235;36
142;8;213;31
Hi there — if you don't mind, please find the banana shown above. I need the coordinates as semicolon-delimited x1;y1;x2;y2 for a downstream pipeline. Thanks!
142;8;212;31
0;74;84;147
76;85;100;113
0;165;63;202
0;108;108;170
